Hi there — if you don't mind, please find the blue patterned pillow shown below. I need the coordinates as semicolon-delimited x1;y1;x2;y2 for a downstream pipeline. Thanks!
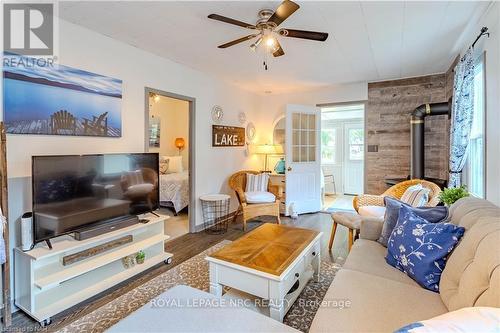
386;205;465;292
378;197;449;247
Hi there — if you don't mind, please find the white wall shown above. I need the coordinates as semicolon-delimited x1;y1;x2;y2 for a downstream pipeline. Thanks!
456;2;500;205
1;19;263;310
255;82;368;144
254;82;367;179
3;18;263;233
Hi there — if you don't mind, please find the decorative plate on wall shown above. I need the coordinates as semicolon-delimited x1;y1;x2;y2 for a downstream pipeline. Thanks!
246;122;256;142
238;111;246;124
211;105;224;124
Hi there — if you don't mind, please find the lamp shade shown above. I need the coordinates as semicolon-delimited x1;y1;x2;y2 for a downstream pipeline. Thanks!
174;138;185;149
252;144;284;155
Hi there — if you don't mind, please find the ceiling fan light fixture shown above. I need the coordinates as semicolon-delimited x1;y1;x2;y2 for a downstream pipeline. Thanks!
265;35;276;47
250;36;263;51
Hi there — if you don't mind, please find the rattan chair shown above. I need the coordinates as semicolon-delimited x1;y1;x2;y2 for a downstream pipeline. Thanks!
353;179;442;212
229;170;283;230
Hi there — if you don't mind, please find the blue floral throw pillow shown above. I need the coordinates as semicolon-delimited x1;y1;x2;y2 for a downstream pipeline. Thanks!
386;205;465;292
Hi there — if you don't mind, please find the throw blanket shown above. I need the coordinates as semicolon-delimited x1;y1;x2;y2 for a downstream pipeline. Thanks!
159;171;189;213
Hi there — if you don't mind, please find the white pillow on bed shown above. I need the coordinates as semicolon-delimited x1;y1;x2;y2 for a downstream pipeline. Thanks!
162;156;183;174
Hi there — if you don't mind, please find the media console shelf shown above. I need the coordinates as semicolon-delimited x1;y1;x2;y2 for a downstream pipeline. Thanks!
14;213;172;326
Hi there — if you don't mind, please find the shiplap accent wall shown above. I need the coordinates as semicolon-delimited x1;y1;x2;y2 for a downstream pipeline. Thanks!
366;68;455;194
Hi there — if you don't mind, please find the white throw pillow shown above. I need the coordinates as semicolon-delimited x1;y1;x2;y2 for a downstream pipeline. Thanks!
400;184;430;207
245;191;276;204
359;205;386;219
245;173;269;192
394;307;500;333
162;156;183;174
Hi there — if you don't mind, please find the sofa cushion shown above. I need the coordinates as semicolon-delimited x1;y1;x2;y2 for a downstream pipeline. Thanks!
439;197;500;311
386;206;465;292
440;216;500;310
448;196;500;229
310;269;447;333
343;239;418;286
245;191;275;204
358;205;386;219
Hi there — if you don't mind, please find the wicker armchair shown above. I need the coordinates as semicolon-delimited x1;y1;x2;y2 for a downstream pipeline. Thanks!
353;179;442;212
229;170;283;230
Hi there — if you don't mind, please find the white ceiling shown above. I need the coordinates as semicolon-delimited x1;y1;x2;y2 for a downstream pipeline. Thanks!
59;1;488;94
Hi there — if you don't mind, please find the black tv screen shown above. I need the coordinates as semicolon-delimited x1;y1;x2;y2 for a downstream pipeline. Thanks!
32;153;159;244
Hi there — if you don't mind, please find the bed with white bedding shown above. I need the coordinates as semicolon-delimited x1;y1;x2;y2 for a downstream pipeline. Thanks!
159;170;189;213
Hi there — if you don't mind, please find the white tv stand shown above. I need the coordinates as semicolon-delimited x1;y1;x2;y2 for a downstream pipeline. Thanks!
14;213;172;326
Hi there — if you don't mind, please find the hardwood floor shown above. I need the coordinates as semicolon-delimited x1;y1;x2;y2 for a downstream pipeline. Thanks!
8;212;349;332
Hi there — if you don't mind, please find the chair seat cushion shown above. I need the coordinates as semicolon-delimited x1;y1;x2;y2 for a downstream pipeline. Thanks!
332;212;362;229
245;191;276;204
359;205;386;219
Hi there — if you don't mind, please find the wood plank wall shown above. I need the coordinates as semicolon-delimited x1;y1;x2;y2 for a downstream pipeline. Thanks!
366;71;454;194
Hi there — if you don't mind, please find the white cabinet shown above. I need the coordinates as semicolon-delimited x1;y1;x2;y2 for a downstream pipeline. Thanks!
14;214;172;325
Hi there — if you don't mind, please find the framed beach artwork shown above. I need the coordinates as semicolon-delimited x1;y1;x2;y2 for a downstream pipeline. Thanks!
3;55;122;137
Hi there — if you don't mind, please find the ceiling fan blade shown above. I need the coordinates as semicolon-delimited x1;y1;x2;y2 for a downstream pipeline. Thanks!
218;34;259;48
273;40;285;57
267;0;300;27
208;14;256;29
279;29;329;41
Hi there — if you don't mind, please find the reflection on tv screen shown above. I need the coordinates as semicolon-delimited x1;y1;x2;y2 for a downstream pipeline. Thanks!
32;153;159;243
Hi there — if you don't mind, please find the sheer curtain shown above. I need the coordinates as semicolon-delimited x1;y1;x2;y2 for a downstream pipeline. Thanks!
449;48;475;187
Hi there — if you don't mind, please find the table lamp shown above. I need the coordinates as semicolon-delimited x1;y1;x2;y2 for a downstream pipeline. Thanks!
253;144;284;172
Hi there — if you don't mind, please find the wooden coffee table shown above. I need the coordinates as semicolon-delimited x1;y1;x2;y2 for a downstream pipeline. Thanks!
206;223;322;322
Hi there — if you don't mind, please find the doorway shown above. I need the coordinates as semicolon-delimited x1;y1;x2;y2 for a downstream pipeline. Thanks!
145;88;196;238
321;103;365;201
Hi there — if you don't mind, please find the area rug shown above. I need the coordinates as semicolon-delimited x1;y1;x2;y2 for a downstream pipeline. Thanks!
56;241;341;333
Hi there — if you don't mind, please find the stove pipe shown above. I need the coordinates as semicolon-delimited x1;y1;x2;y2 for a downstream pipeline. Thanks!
410;100;451;179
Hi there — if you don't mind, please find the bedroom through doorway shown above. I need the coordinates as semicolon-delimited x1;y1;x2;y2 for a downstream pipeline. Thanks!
145;88;195;239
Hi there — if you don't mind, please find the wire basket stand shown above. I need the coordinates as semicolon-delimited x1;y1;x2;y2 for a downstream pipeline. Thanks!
200;194;231;234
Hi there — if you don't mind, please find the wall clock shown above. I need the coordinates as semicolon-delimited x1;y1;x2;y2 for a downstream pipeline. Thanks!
211;105;223;124
246;122;256;141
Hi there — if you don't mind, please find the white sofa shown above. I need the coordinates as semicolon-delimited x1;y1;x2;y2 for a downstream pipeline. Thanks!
310;197;500;332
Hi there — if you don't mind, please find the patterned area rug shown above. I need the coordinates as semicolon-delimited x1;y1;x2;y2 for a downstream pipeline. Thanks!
56;241;341;333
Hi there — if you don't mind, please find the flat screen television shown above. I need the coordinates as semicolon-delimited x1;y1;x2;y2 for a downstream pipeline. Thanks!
32;153;159;245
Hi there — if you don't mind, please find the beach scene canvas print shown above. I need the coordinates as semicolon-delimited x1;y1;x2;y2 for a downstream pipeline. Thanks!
3;56;122;137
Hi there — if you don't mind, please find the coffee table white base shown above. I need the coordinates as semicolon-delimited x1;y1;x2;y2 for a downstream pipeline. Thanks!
207;236;321;322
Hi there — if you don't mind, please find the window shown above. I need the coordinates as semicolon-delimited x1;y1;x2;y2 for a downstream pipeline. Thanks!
348;128;364;160
321;128;336;163
292;112;317;163
465;54;485;197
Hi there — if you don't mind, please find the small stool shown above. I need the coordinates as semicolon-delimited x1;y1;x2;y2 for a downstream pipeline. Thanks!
328;212;362;252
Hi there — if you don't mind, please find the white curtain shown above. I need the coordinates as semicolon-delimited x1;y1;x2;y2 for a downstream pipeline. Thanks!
449;48;475;187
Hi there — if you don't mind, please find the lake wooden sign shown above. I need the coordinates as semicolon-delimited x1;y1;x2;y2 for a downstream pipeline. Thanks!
212;125;245;147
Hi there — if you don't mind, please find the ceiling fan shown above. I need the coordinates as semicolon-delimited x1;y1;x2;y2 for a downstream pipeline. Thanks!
208;0;328;60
